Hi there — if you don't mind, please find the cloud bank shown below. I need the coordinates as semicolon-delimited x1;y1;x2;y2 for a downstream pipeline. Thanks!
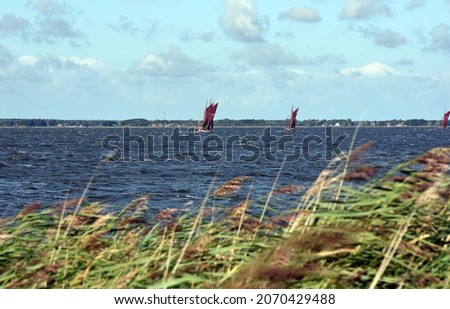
128;47;214;78
0;0;87;46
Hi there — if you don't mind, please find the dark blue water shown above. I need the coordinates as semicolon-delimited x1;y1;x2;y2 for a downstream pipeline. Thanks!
1;126;449;217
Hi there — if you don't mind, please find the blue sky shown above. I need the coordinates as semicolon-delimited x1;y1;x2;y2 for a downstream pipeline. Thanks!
1;0;450;121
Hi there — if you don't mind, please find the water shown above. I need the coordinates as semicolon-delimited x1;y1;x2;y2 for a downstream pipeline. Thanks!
1;126;449;217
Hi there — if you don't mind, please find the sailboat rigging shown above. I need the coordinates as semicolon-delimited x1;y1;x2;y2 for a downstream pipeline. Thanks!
196;99;219;132
285;106;299;132
440;110;450;129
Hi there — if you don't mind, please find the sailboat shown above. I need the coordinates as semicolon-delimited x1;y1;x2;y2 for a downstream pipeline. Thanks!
440;110;450;129
196;99;219;132
284;106;299;132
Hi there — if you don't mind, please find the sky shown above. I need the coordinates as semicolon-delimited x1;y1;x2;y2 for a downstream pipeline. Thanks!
1;0;450;121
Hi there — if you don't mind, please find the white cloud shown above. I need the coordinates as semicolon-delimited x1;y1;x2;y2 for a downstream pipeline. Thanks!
0;53;96;87
15;54;102;71
26;0;73;17
394;58;414;66
429;23;450;53
234;44;300;66
135;54;165;71
340;0;392;20
0;1;88;46
0;44;14;66
108;16;140;36
359;26;407;48
108;16;159;41
34;17;85;44
220;0;269;42
18;55;39;66
128;47;214;78
275;29;294;38
0;52;104;84
0;14;32;40
63;57;103;70
234;43;345;66
201;32;215;42
278;7;321;23
339;62;411;77
179;29;215;42
374;29;407;47
405;0;426;11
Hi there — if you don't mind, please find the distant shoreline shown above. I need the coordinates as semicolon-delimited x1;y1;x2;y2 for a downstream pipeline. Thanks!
0;118;442;128
0;125;439;127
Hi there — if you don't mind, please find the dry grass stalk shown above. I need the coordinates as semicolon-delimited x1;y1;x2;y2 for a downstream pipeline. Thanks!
212;176;248;197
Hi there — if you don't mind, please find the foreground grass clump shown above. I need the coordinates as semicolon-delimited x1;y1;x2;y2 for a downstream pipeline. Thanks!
0;147;449;288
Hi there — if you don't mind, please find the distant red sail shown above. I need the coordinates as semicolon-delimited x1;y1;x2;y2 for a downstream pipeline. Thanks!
202;103;213;129
441;111;450;129
290;107;299;129
202;105;209;125
208;103;219;130
201;102;219;131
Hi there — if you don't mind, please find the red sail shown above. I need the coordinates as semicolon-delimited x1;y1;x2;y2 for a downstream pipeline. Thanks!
202;104;209;126
290;107;299;129
441;111;450;129
202;103;213;129
207;103;218;130
202;102;219;130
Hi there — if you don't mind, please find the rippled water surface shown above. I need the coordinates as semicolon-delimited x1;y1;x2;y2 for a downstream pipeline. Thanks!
1;126;449;217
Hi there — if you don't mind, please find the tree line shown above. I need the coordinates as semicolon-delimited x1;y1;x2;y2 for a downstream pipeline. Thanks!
0;118;441;127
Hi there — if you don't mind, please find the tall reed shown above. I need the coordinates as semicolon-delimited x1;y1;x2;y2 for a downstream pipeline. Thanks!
0;147;448;288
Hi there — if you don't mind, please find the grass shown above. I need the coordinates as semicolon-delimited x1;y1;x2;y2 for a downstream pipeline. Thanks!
0;146;449;288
